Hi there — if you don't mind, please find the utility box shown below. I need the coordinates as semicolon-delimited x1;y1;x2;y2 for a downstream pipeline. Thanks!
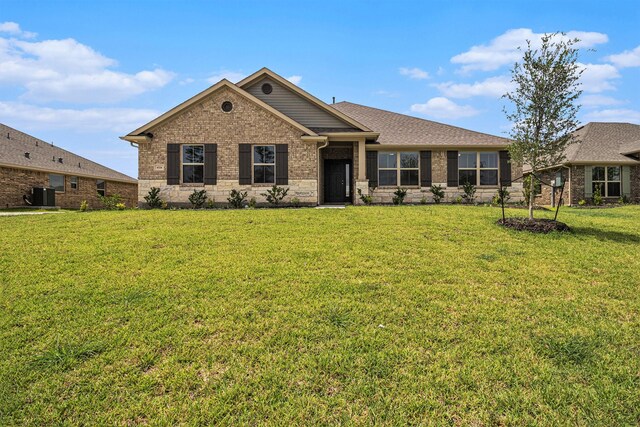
32;187;56;206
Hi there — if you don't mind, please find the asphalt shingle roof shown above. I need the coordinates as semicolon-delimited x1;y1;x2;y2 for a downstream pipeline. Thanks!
0;123;137;183
565;122;640;164
331;102;510;146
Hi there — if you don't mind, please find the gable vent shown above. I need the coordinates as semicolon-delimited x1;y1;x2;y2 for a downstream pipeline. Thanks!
261;83;273;94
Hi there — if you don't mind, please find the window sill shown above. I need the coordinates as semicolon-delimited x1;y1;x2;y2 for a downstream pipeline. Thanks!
378;186;420;189
252;183;277;187
180;183;205;187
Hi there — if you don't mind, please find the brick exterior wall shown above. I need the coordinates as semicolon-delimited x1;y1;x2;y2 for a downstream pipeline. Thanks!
0;166;137;209
137;86;318;206
362;149;524;204
631;165;640;203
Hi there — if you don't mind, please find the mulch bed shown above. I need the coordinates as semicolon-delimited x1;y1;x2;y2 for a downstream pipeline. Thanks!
497;217;571;233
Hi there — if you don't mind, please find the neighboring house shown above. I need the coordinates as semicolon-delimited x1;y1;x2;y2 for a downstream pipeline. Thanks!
0;123;137;209
530;122;640;206
122;68;523;207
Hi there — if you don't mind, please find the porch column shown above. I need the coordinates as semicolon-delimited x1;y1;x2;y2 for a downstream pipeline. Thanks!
358;138;366;180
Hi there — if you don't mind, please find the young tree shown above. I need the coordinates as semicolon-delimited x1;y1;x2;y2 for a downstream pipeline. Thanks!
504;33;583;220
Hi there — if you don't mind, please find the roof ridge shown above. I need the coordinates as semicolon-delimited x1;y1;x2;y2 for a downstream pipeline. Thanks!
337;101;509;141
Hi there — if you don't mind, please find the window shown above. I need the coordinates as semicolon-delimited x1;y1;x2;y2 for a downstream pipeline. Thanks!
459;152;498;186
378;152;419;186
49;174;64;192
182;145;204;184
592;166;621;197
70;176;78;190
96;180;105;197
253;145;275;184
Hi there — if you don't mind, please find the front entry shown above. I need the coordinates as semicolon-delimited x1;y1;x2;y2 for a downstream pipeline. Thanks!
324;159;352;203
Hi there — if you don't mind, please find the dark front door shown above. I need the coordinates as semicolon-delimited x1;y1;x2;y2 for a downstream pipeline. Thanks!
324;159;351;203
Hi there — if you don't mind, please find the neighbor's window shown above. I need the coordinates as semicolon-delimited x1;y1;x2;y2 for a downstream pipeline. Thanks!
182;145;204;184
459;152;498;186
592;166;621;197
70;176;78;190
97;180;105;197
253;145;275;184
378;152;419;186
49;174;65;192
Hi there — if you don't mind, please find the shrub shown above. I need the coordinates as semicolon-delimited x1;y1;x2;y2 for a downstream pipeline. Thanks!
144;187;163;209
248;197;257;208
357;188;373;205
115;203;126;210
228;189;248;208
80;200;88;212
461;181;476;204
207;199;215;209
161;200;168;209
188;189;207;209
454;196;463;204
578;199;587;206
261;185;289;206
619;195;630;205
420;196;427;205
392;187;407;205
98;194;123;210
290;197;301;207
492;188;511;206
592;184;603;206
430;184;445;204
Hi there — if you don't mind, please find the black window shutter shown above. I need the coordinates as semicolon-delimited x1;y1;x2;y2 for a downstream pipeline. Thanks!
447;150;458;187
276;144;288;185
499;150;512;186
366;151;378;188
420;151;432;187
204;144;217;185
167;144;180;185
239;144;251;185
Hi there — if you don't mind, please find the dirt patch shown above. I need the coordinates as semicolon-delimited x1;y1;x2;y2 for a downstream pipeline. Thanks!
497;217;571;233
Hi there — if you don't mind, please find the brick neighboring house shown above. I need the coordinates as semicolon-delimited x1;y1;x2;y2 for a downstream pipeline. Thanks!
528;122;640;206
1;123;137;209
122;68;524;207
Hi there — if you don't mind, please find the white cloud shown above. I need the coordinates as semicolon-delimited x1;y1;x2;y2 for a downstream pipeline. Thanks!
399;67;430;80
451;28;609;72
583;108;640;124
434;75;514;99
580;94;624;107
0;21;37;39
286;75;302;85
0;33;174;103
179;77;195;85
410;97;479;119
0;101;160;132
206;70;246;84
373;90;400;98
606;45;640;68
578;62;620;93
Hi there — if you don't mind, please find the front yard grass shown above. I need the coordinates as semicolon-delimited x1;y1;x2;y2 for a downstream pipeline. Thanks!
1;205;639;425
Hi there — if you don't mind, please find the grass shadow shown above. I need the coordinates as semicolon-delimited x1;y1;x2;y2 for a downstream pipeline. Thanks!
571;227;640;243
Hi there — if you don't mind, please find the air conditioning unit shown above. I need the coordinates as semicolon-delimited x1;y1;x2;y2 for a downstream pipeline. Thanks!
32;187;56;207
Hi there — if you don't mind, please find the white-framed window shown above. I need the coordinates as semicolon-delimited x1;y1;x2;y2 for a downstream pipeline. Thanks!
378;152;419;186
49;174;65;192
459;152;498;186
253;145;275;184
70;176;78;190
182;145;204;184
97;180;106;197
592;166;621;197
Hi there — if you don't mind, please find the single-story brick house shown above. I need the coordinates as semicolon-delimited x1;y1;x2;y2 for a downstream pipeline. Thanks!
0;123;138;209
529;122;640;206
122;68;525;206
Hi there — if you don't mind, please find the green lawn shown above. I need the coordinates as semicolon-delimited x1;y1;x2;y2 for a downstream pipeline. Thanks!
1;205;639;425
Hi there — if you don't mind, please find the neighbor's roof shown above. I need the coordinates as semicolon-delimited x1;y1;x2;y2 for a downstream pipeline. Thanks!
0;123;137;183
564;122;640;164
331;102;510;146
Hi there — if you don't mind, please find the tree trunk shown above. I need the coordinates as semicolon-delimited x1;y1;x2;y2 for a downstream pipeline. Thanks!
528;173;535;220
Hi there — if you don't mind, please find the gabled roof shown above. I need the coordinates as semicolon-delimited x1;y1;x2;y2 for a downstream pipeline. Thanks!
332;102;510;146
0;123;137;183
237;68;372;132
122;79;317;140
564;122;640;164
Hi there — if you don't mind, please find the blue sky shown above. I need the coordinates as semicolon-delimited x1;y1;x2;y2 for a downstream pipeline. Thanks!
1;0;639;178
